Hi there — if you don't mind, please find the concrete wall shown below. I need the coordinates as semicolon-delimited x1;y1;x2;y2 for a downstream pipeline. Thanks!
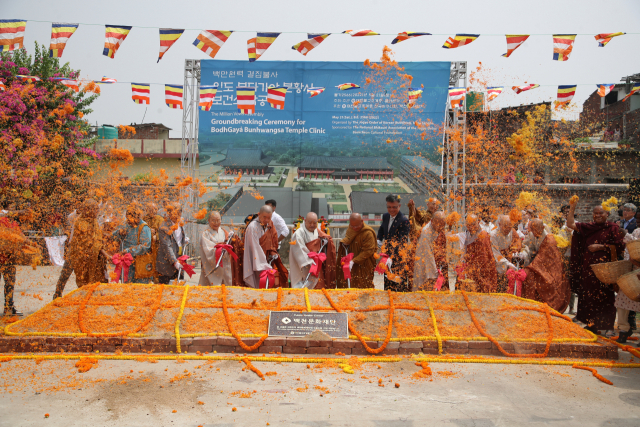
94;139;183;157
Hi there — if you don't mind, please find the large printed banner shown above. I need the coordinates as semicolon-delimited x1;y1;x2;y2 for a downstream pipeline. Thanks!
198;60;451;177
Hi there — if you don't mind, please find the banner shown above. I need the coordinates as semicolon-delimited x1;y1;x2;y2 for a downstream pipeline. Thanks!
198;60;450;177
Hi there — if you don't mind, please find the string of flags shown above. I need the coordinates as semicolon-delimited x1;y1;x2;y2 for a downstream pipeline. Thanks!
0;19;631;61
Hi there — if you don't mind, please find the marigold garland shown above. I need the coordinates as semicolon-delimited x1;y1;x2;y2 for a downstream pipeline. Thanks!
304;288;312;312
460;290;553;358
572;364;613;385
598;335;640;359
175;285;190;353
242;358;265;380
421;292;443;354
322;288;394;354
78;283;164;337
221;285;268;351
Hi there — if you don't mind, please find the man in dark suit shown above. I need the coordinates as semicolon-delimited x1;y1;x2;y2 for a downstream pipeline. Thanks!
156;203;189;284
618;203;637;234
377;194;411;292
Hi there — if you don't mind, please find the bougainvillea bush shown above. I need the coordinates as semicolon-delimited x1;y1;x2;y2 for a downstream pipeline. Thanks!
0;43;100;231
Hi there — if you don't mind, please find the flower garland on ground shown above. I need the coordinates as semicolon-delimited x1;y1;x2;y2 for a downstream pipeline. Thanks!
175;285;190;353
304;288;312;312
598;335;640;359
221;284;268;351
242;358;265;380
78;283;164;337
421;292;443;354
322;288;395;354
460;290;553;358
572;364;613;385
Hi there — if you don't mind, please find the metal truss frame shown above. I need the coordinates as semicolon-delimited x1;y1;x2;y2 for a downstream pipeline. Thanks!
443;61;467;217
181;59;201;255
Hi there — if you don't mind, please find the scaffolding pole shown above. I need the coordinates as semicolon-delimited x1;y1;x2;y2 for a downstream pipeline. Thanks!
443;61;467;218
181;59;201;256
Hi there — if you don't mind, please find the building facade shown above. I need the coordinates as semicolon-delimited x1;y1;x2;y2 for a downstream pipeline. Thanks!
297;156;394;181
216;148;272;176
399;156;442;195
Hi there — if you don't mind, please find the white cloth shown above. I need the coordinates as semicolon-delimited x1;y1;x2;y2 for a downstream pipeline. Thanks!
412;222;440;289
558;225;572;258
44;236;67;267
455;230;481;258
480;220;496;234
199;227;233;286
490;228;518;274
519;230;548;266
243;219;271;288
271;211;289;239
289;227;319;288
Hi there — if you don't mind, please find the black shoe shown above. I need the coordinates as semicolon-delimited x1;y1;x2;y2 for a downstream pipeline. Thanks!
3;307;23;317
584;325;599;335
617;330;633;344
629;312;637;331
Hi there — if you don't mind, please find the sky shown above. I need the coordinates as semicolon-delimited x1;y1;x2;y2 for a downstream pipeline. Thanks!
3;0;640;137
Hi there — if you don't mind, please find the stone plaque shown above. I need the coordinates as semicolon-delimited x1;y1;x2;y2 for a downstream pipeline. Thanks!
268;311;348;338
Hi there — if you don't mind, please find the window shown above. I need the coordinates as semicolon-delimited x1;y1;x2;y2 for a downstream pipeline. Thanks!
604;90;618;106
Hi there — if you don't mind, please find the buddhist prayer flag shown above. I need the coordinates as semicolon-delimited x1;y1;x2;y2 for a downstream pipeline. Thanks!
16;75;40;83
442;34;479;49
49;23;79;58
267;86;287;109
0;19;26;52
343;29;378;36
199;85;218;111
487;86;504;101
594;32;625;47
552;34;576;61
448;87;466;109
292;33;330;56
193;30;232;59
502;34;529;57
407;88;423;103
557;85;577;105
237;87;256;114
0;81;5;91
247;38;257;62
60;79;80;92
99;76;117;84
391;32;431;44
307;87;325;97
131;83;150;104
103;25;132;58
158;28;184;62
597;84;615;97
512;84;539;94
252;32;280;61
165;84;183;109
622;83;640;102
336;83;360;91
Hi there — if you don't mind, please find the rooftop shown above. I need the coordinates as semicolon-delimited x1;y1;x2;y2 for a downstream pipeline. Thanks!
216;149;272;169
222;187;316;224
299;156;394;170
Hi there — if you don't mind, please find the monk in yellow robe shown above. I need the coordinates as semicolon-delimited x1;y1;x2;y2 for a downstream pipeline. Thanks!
336;213;377;289
143;202;164;282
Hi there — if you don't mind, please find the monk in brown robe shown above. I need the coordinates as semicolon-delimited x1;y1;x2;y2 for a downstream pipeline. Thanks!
243;205;289;288
61;199;108;291
567;201;625;335
520;219;570;312
336;213;377;289
289;212;336;289
458;214;497;293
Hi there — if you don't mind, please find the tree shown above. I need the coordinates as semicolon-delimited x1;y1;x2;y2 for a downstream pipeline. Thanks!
0;43;99;230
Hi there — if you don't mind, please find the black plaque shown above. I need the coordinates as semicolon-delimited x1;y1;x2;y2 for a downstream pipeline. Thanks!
268;311;349;338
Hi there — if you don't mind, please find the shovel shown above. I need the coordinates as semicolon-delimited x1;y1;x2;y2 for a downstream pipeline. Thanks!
174;243;190;286
264;254;279;289
213;231;235;272
341;242;351;289
300;238;328;289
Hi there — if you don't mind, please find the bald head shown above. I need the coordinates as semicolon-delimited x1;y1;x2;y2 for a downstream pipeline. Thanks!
498;215;513;236
208;210;222;231
593;205;609;224
258;205;273;225
304;212;318;232
431;211;446;232
349;212;364;232
466;213;480;234
530;218;544;237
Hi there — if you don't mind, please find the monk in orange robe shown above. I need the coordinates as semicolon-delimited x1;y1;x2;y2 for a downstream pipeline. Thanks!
336;213;377;289
458;214;498;293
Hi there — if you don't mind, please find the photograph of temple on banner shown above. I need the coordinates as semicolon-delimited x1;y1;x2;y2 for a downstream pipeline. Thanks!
197;60;450;220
